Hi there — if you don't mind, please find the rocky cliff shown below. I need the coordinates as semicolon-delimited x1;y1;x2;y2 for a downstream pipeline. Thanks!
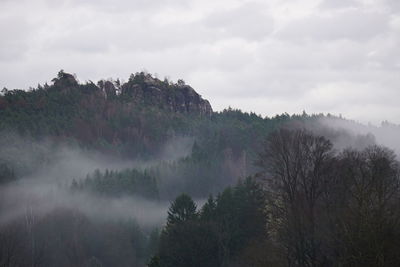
97;72;213;117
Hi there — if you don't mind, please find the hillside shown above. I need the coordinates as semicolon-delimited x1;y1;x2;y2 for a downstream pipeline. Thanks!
0;71;279;196
2;71;399;267
0;71;387;191
0;71;392;190
0;71;213;156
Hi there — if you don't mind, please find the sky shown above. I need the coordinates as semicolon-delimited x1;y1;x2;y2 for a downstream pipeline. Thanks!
0;0;399;124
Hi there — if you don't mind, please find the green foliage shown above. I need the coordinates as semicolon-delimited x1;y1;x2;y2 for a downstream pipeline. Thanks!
167;193;197;226
0;208;153;267
148;256;161;267
0;71;202;158
4;71;399;267
200;194;217;221
0;70;332;165
213;177;267;260
0;163;15;184
156;194;221;267
74;168;159;199
152;177;271;267
158;220;221;267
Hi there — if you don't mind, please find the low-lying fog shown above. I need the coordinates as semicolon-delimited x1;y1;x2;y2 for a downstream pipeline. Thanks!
2;116;400;229
0;133;195;228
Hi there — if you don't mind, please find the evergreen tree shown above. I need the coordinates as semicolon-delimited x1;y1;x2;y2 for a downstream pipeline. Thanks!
166;193;197;226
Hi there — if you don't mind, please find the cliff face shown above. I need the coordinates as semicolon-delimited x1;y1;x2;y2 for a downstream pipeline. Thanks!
119;73;213;117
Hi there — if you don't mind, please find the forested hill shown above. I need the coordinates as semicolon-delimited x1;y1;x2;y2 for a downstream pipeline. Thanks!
0;70;381;189
0;71;388;182
1;70;213;117
0;70;214;156
0;70;290;196
3;71;400;267
0;70;328;197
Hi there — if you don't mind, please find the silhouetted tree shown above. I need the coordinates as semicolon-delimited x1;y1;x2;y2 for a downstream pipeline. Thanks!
167;193;197;226
258;128;335;266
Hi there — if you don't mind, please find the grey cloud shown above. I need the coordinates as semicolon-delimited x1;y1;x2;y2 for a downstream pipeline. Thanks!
385;0;400;13
46;31;112;54
117;22;219;51
46;0;189;13
257;39;369;70
0;16;32;60
277;10;389;42
318;0;361;10
204;2;274;41
43;14;222;54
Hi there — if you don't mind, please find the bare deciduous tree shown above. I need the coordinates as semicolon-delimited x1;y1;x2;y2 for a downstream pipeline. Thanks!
258;129;334;267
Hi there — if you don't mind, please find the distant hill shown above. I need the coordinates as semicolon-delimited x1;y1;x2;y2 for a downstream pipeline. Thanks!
2;70;393;195
0;71;214;157
2;71;400;267
0;71;292;194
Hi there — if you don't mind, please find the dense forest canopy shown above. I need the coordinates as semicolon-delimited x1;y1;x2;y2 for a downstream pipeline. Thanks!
1;71;400;267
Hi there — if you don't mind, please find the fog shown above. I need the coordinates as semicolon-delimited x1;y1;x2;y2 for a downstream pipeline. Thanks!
2;116;399;230
2;114;400;266
318;116;400;156
0;183;169;228
0;131;194;180
0;132;196;230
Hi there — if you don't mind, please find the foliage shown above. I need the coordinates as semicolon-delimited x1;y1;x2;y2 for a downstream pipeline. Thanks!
166;193;197;226
259;129;400;267
3;71;397;266
73;168;159;199
0;163;15;184
151;177;279;267
0;208;152;267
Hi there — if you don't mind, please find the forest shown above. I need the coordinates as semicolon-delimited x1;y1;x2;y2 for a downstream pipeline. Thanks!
1;71;400;266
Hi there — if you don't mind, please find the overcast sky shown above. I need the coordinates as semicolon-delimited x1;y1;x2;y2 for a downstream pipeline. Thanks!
0;0;399;124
